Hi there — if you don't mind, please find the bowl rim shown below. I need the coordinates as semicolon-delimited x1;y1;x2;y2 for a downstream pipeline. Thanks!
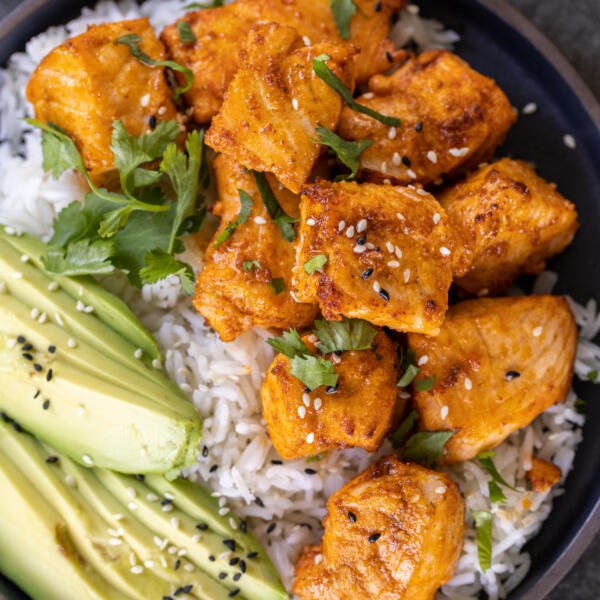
0;1;598;599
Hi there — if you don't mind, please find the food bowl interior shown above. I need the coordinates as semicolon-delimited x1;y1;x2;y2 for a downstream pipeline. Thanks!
0;0;599;599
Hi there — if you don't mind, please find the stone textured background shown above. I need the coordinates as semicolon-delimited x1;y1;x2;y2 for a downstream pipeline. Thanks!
0;0;598;598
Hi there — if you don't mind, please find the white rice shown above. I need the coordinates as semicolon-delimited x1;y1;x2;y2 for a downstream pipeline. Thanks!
0;1;593;597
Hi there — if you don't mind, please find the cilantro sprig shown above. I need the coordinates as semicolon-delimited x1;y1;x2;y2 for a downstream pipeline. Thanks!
472;510;493;572
304;254;328;275
330;0;356;39
115;34;194;100
313;318;376;354
312;55;401;126
477;451;519;504
177;22;196;44
252;171;297;242
213;190;253;248
314;126;372;181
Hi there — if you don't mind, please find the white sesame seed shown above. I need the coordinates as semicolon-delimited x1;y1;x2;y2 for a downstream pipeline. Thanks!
38;312;47;324
356;218;367;233
306;217;316;226
403;269;411;283
440;246;451;256
191;533;201;543
397;212;406;221
448;147;469;157
395;246;403;259
152;359;162;369
388;127;397;140
398;390;411;400
298;405;306;419
131;565;144;575
65;475;76;487
108;537;122;546
6;338;16;348
30;308;39;320
383;178;391;185
331;353;341;365
128;502;137;511
418;355;429;366
302;393;311;407
416;188;428;196
170;517;180;528
68;337;77;348
363;92;374;99
12;271;23;280
292;98;299;110
306;432;315;444
113;514;124;521
82;454;93;466
83;305;94;314
302;35;312;46
373;280;381;293
20;254;29;263
229;517;238;530
134;348;143;359
426;150;438;164
435;486;447;494
407;168;417;179
140;94;150;107
4;227;15;235
440;406;449;419
144;560;155;569
338;220;346;232
387;260;400;268
126;486;136;499
76;300;85;312
346;225;355;238
162;503;174;513
522;102;538;115
353;245;366;253
76;405;85;416
381;161;388;173
433;213;441;225
385;241;394;253
392;152;402;166
315;553;324;564
168;546;177;555
533;326;543;337
563;134;576;149
158;105;167;116
313;397;322;410
465;377;473;391
253;216;267;225
146;493;159;502
54;312;65;327
47;281;59;291
153;536;163;547
164;492;174;500
184;563;194;572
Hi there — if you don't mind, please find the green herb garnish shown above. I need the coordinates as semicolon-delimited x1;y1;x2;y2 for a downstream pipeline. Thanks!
213;190;253;248
389;410;419;449
267;329;309;358
329;0;356;39
312;55;401;126
43;239;115;276
414;374;437;392
575;397;587;414
139;249;195;294
291;354;339;391
243;260;262;272
477;450;518;503
313;317;376;354
252;171;297;242
269;277;286;296
314;126;372;180
472;510;493;572
306;452;327;462
397;364;419;387
184;0;224;9
304;254;328;275
399;430;454;466
177;22;196;44
115;34;194;100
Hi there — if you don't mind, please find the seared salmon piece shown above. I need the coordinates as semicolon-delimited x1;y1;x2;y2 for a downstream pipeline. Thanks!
407;296;577;463
292;180;457;335
336;50;516;186
205;23;356;194
193;153;317;342
261;330;401;459
26;18;179;186
161;0;406;124
526;457;562;492
439;158;578;294
293;456;464;600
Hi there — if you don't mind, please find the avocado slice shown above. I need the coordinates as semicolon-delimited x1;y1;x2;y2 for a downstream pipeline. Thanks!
0;226;161;361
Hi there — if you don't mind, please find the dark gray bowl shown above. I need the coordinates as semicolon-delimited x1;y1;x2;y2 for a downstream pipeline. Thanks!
0;1;599;598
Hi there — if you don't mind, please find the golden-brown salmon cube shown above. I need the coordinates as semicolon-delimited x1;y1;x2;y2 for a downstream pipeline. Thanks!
439;158;578;295
161;0;405;124
193;154;318;342
293;456;464;600
205;23;356;194
407;296;577;463
26;18;179;186
261;330;400;459
336;50;516;186
526;457;562;492
292;180;457;335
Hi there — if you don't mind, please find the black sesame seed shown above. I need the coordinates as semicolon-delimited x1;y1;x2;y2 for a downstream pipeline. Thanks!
229;557;239;566
379;289;390;302
333;351;343;357
506;370;521;380
208;555;216;561
254;496;264;507
247;551;258;559
202;445;209;457
239;559;247;573
414;122;423;132
161;498;173;506
22;353;33;361
174;559;181;570
361;268;374;279
34;390;41;399
33;363;42;372
218;572;227;580
239;520;247;533
181;585;193;594
42;399;50;410
209;464;218;473
149;115;157;129
325;385;338;394
223;539;236;552
22;343;33;351
196;523;208;531
304;468;317;475
12;421;22;433
233;573;242;582
173;588;184;597
368;532;381;543
46;368;53;382
266;523;276;534
228;590;240;598
374;1;382;11
48;345;56;353
356;235;366;246
135;474;145;481
0;412;10;423
348;511;356;523
45;455;59;464
304;386;311;394
163;596;173;600
401;155;411;167
271;460;283;465
17;336;25;344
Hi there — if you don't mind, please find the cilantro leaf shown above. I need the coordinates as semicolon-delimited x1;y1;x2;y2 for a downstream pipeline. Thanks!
414;374;437;391
184;0;223;8
313;317;376;354
269;277;286;295
306;452;327;462
42;239;115;276
252;171;297;242
160;129;205;252
477;451;518;499
397;364;419;387
399;431;454;466
304;254;328;275
315;126;372;180
330;0;356;39
213;190;253;247
312;56;401;126
471;510;493;572
291;355;339;391
267;329;309;358
488;481;507;504
177;21;196;44
139;249;195;294
243;260;262;271
390;410;419;449
49;201;101;247
115;34;194;100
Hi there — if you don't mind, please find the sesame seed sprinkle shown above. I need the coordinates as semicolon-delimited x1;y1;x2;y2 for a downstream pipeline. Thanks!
449;147;469;157
397;212;406;221
363;92;374;99
356;218;367;233
440;246;451;256
353;245;366;254
395;246;402;259
373;280;381;293
441;406;449;419
302;393;311;407
298;405;306;419
292;98;299;110
346;225;355;238
407;168;417;179
403;269;411;283
82;454;93;465
140;94;150;107
130;565;144;575
338;220;346;231
20;254;29;263
465;377;473;390
67;338;77;348
392;152;402;166
128;502;137;511
433;213;441;225
313;397;322;410
253;216;266;225
387;260;400;268
435;486;447;494
315;553;324;564
533;326;543;337
12;271;23;280
418;355;429;366
108;537;122;546
522;102;538;115
385;241;394;253
306;432;315;444
306;217;316;226
388;127;397;140
134;348;143;359
563;134;576;149
427;150;438;164
171;517;180;528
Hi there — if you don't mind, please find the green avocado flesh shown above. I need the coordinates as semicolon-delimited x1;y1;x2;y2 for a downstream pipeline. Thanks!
0;228;201;475
0;421;288;600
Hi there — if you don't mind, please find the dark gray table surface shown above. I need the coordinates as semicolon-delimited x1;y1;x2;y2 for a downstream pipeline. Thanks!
0;0;597;598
